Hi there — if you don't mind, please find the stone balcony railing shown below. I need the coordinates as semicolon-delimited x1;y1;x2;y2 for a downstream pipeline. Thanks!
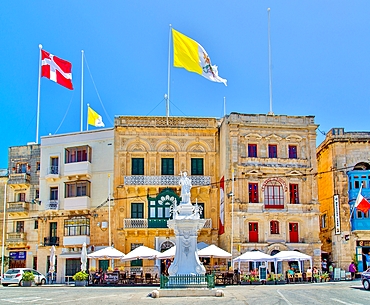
6;232;27;243
124;175;211;186
7;201;29;213
8;172;31;185
124;218;212;229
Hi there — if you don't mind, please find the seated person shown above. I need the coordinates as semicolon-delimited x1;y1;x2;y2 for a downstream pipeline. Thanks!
288;268;295;276
93;269;102;284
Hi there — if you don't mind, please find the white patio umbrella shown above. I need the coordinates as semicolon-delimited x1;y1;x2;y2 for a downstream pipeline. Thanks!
197;244;232;259
197;244;232;269
49;245;56;273
87;246;125;259
156;246;176;260
81;242;88;272
272;250;312;272
233;250;276;272
121;245;161;262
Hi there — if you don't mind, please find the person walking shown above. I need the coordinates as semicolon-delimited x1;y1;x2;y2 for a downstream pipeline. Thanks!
349;262;357;280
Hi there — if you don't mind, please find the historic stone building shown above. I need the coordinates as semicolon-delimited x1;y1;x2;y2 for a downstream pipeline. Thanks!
36;129;114;282
317;128;370;272
219;113;322;271
5;143;40;270
113;116;219;271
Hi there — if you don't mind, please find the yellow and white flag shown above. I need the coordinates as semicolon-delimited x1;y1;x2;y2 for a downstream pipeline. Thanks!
88;106;105;127
172;28;227;86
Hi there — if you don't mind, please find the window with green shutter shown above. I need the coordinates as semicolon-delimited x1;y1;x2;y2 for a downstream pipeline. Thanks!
161;158;174;175
191;158;204;175
131;203;144;218
132;158;144;175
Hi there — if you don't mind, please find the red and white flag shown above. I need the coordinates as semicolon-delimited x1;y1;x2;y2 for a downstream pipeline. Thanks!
355;187;370;214
219;176;225;235
41;50;73;90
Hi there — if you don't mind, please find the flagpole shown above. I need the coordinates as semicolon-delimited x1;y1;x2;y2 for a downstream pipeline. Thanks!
350;184;363;225
86;103;89;131
81;50;84;132
267;8;274;115
1;182;7;279
36;44;42;144
166;24;172;125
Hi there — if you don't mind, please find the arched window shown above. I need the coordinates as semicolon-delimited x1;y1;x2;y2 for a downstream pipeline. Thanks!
270;220;279;234
264;180;284;208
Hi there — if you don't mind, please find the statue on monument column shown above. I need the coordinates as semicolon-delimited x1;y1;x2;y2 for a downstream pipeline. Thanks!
179;171;192;204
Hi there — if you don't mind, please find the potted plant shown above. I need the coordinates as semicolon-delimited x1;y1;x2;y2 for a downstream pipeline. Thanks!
240;274;250;285
72;271;89;286
321;272;330;282
107;266;113;272
22;271;35;287
266;274;275;285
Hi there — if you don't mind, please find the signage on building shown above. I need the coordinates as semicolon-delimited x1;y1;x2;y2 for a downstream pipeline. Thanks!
333;195;340;235
9;251;26;260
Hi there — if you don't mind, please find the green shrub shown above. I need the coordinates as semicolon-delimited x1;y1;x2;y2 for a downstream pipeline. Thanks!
72;271;89;281
22;271;35;282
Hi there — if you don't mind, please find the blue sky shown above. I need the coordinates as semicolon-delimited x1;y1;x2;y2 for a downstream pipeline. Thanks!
1;1;370;168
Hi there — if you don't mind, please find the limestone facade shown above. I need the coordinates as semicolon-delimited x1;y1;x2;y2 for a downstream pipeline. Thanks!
219;113;322;271
35;129;114;282
317;128;370;272
113;116;219;270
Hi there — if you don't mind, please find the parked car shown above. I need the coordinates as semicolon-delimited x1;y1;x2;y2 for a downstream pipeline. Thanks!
361;267;370;290
1;268;46;286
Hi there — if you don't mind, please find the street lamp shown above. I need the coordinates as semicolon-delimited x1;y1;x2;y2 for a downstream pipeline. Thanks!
1;182;7;277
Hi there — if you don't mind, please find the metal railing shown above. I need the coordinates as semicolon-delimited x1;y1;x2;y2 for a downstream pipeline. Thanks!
124;175;211;186
46;200;59;210
48;166;59;175
44;236;60;246
124;218;211;229
160;274;215;289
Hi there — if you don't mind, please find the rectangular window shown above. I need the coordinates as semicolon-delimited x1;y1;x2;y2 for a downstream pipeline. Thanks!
35;189;39;199
50;157;59;174
16;221;24;233
130;243;143;267
248;183;259;203
36;162;40;171
191;158;204;175
321;214;327;228
289;184;299;204
34;220;39;230
268;145;278;158
18;193;26;202
64;217;90;236
131;203;144;218
270;221;279;234
132;158;144;175
161;158;174;175
65;181;90;198
288;145;297;159
248;144;257;158
50;222;57;237
50;187;58;200
65;146;91;163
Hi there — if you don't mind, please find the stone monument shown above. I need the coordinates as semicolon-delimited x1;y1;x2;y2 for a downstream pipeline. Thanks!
167;171;206;277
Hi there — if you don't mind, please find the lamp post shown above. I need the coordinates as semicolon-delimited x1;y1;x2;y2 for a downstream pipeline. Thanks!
1;182;7;277
230;169;235;262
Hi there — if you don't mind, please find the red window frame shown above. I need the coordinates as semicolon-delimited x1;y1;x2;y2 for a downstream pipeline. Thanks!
289;183;299;204
248;144;257;157
270;220;279;234
288;145;297;159
249;183;259;203
264;181;284;209
268;144;278;158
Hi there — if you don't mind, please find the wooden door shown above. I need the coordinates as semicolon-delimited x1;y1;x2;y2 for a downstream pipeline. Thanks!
289;222;299;243
249;222;258;242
